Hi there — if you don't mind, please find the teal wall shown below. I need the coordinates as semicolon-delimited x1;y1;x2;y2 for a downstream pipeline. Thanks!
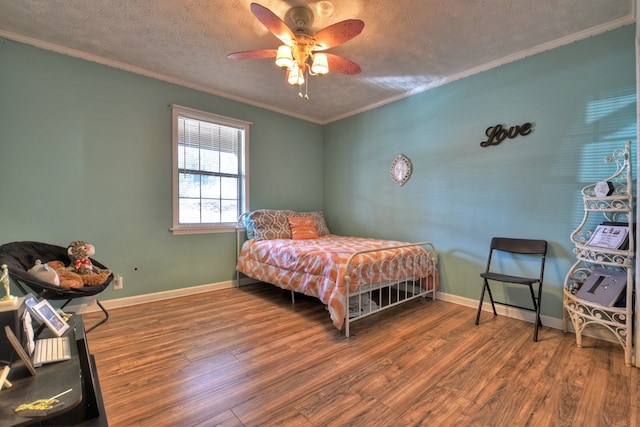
0;25;636;323
0;39;324;299
323;25;637;319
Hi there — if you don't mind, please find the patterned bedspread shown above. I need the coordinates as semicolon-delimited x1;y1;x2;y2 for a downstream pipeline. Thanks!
236;235;437;329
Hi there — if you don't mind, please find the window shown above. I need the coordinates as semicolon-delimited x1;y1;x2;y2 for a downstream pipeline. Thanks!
171;105;249;234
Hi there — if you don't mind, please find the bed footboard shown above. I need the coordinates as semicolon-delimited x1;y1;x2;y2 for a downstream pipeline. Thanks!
343;242;438;337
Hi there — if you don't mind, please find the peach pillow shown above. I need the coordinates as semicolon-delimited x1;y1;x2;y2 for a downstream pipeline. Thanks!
288;216;319;240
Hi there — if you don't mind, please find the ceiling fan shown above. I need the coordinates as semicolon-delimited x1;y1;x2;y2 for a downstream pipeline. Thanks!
228;2;364;99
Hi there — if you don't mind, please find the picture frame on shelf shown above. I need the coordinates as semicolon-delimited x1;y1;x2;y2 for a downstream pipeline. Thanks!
576;267;627;306
587;223;629;250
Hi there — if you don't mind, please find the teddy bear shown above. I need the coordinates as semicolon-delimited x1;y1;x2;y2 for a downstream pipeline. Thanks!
66;240;101;275
65;241;111;286
28;241;110;289
28;259;84;289
45;260;85;289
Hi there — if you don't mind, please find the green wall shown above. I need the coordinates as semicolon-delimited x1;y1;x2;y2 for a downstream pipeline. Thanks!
323;25;637;319
0;25;636;324
0;39;324;299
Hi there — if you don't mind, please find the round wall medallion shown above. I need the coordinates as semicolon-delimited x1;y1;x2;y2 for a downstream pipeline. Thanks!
390;154;412;186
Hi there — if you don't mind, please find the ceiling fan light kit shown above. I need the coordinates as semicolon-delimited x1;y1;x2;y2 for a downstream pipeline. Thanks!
275;45;294;69
311;53;329;75
228;2;364;99
287;63;305;85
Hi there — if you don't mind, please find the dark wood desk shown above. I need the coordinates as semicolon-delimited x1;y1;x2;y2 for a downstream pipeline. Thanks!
0;316;107;426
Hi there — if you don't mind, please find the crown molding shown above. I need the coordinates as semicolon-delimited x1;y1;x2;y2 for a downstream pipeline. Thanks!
1;13;635;126
326;16;636;124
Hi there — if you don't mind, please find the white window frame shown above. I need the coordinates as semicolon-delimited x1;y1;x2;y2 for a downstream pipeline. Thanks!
171;104;250;235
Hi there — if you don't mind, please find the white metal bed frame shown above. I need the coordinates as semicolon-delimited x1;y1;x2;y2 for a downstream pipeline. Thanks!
342;242;437;337
236;213;438;337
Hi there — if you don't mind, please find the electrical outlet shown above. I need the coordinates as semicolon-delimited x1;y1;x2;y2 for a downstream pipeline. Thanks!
113;275;123;290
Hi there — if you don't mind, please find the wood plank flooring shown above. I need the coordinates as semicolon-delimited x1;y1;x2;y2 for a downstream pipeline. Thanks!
83;283;639;426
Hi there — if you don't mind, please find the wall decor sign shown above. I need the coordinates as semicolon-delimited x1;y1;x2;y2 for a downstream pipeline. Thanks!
390;154;412;186
480;122;533;147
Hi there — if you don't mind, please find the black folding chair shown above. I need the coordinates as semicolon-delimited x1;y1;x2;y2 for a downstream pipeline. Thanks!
474;237;548;341
0;241;113;332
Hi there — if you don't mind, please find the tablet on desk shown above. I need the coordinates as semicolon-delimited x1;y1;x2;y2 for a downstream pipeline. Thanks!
31;299;69;337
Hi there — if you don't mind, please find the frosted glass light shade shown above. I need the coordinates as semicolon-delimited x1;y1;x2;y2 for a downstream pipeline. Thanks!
311;53;329;75
275;45;294;69
287;63;304;85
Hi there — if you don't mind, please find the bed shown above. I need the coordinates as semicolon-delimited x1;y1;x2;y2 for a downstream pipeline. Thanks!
236;209;438;336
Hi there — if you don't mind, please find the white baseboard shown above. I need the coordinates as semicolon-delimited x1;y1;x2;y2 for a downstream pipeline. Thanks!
66;280;236;313
67;281;617;344
437;291;618;343
436;291;563;329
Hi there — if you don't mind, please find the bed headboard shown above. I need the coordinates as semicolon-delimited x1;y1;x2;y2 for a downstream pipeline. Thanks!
235;210;331;286
240;209;330;241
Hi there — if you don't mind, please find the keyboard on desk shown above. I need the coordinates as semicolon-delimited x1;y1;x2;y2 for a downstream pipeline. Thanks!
32;336;72;366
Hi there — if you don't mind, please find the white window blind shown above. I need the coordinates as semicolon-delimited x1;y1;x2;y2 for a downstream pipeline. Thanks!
171;105;250;234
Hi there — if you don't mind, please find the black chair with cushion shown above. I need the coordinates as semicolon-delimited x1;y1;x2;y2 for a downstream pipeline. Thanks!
0;241;113;332
474;237;548;341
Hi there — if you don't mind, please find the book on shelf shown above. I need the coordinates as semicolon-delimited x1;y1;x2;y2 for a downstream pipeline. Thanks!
586;223;629;250
576;267;627;306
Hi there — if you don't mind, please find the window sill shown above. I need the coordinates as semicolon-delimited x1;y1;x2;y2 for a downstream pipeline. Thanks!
170;225;237;235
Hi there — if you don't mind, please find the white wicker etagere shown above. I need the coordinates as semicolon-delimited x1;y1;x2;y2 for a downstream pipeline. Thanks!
563;141;635;366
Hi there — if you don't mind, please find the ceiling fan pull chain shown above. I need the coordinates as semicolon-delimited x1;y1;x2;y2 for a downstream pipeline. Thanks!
298;67;309;99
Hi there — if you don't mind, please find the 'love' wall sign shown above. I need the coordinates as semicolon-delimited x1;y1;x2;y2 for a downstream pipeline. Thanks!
480;122;533;147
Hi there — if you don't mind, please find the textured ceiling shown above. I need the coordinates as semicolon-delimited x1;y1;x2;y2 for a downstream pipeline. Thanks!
0;0;634;124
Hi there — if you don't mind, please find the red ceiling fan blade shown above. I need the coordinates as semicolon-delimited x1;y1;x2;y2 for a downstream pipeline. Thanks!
250;3;296;46
325;53;361;75
228;49;277;60
313;20;364;50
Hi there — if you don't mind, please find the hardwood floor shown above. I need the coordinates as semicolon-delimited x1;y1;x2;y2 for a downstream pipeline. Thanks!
83;283;639;426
